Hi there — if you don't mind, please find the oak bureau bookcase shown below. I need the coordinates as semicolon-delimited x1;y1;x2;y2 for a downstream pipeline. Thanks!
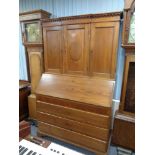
34;12;122;155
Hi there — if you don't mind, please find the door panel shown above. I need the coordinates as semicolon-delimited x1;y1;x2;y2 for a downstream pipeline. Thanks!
64;24;89;75
90;22;119;78
43;26;63;73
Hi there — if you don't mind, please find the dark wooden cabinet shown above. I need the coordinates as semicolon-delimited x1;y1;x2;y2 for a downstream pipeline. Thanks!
42;12;121;78
19;80;30;121
112;111;135;150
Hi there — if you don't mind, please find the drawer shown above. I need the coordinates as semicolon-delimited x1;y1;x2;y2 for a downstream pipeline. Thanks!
37;101;111;129
37;111;109;141
37;94;111;116
38;121;108;153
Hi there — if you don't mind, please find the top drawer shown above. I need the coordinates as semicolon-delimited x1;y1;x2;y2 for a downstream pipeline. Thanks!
37;94;111;116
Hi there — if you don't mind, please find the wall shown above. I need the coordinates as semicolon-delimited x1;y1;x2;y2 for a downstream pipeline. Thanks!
19;0;124;16
19;0;125;100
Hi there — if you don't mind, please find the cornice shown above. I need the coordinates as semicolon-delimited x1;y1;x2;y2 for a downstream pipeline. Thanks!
19;9;51;16
42;11;122;23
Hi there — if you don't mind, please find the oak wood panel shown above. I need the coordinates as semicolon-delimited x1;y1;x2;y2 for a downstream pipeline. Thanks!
36;74;115;107
64;24;89;75
37;111;109;141
37;94;111;116
91;16;120;23
43;26;63;73
38;122;108;153
37;101;110;129
90;22;119;79
28;49;43;93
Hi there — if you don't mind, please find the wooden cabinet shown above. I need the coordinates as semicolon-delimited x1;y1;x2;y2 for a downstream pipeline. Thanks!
90;22;119;78
19;80;30;121
36;73;115;154
42;12;121;78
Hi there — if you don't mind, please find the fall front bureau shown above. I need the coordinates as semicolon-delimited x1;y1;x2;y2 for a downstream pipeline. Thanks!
36;73;115;155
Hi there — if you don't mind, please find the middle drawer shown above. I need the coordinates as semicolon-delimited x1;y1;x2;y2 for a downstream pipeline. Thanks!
37;101;111;129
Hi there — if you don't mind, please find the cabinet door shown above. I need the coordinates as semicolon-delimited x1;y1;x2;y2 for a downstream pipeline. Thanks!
64;24;89;75
90;22;119;78
43;26;63;73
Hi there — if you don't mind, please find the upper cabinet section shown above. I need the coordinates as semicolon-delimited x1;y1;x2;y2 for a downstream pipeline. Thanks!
42;12;121;79
122;0;135;49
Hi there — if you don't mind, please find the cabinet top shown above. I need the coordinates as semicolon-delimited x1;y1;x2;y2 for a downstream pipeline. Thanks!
36;74;115;107
41;11;122;23
19;9;51;21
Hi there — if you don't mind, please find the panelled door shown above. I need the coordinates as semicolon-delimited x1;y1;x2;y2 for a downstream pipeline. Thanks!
90;22;119;79
63;24;89;75
43;26;63;73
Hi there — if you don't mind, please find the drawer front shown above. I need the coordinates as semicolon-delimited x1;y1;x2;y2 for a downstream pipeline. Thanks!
37;101;111;129
37;94;111;116
37;111;109;141
38;121;108;153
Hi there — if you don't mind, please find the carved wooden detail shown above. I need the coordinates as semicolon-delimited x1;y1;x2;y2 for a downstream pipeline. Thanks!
42;11;122;23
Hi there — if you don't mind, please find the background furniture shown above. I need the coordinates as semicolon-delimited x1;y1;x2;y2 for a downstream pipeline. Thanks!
19;121;31;138
19;10;51;120
112;111;135;150
112;0;135;151
19;80;30;121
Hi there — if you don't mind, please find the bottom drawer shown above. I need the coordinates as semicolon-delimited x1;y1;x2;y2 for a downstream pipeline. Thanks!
38;121;108;153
